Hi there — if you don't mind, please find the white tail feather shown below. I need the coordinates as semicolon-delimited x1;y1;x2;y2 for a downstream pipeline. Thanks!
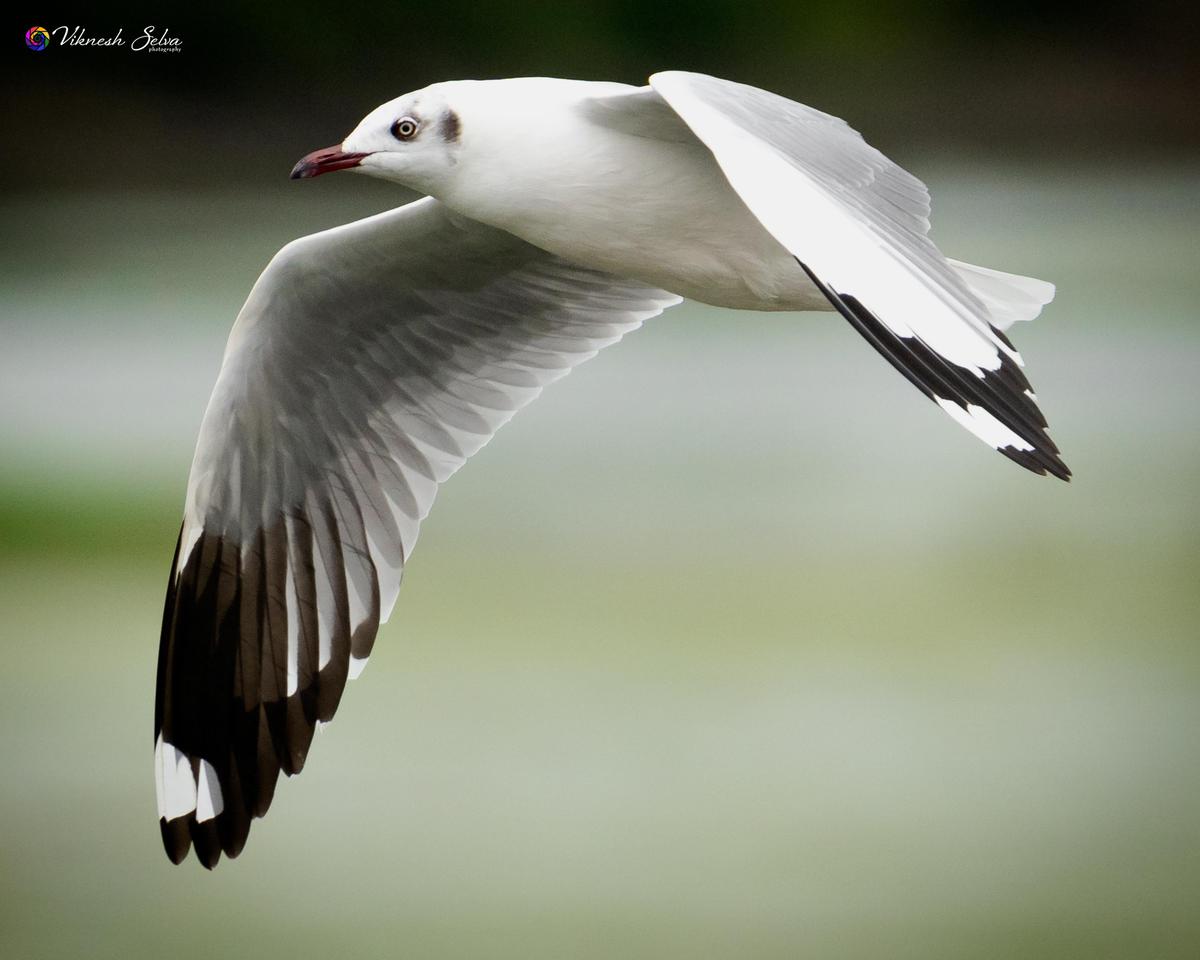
949;259;1056;330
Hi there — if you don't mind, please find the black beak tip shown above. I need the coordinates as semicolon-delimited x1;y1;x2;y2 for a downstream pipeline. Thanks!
289;161;312;180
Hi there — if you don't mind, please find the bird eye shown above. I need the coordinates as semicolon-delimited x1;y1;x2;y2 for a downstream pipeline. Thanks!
391;117;419;140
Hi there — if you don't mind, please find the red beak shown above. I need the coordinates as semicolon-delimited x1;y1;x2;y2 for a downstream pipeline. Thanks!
289;145;369;180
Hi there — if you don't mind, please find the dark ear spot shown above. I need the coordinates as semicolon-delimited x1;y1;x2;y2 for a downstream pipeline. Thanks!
439;109;461;144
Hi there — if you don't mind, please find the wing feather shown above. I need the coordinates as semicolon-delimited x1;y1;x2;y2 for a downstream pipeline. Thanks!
648;71;1068;478
156;198;680;866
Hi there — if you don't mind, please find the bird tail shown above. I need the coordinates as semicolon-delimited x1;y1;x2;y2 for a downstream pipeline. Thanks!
948;259;1056;331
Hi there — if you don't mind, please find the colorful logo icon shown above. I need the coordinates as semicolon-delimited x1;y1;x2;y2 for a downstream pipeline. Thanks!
25;26;50;50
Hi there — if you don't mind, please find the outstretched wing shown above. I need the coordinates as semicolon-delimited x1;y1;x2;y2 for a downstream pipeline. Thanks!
645;71;1068;479
156;197;681;867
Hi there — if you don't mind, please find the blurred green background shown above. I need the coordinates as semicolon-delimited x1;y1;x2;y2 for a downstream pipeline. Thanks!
2;3;1198;958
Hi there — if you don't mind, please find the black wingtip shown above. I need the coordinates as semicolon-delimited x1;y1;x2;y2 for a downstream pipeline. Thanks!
998;444;1072;482
794;258;1070;481
190;817;223;870
160;817;192;865
156;504;376;869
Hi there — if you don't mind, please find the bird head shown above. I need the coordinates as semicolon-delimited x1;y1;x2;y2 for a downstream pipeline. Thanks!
290;86;464;194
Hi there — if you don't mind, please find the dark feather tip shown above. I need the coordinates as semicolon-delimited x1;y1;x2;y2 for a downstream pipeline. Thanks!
160;817;192;865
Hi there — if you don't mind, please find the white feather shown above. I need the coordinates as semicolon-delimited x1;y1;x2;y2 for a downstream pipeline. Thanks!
936;397;1034;451
195;760;224;823
155;734;197;821
949;259;1056;330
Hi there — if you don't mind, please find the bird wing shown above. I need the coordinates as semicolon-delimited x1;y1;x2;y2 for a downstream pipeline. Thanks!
632;71;1068;479
156;197;681;867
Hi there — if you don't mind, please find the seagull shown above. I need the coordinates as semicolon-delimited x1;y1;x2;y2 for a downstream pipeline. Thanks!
154;71;1069;867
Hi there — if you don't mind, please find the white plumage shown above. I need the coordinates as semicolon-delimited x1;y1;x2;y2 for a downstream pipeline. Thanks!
155;71;1068;868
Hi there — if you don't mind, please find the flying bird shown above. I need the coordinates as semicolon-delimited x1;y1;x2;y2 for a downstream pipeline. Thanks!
155;72;1069;867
